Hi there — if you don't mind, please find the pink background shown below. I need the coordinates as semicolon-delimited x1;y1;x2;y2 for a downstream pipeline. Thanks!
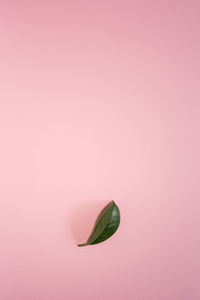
0;1;200;299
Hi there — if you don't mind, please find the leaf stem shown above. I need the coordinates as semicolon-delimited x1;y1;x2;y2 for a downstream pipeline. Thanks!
77;243;88;247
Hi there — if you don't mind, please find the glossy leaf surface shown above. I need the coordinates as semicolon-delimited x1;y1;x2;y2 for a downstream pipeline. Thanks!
78;201;120;247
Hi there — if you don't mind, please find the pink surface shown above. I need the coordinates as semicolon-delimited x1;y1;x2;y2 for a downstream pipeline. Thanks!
0;1;200;299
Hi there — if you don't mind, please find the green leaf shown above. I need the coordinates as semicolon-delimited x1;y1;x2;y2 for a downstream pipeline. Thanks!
77;201;120;247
